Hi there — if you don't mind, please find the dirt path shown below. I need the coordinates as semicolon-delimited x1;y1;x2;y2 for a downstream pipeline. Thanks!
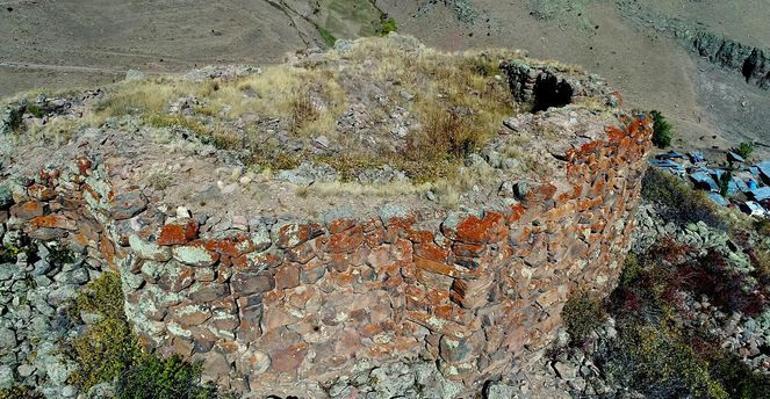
0;62;125;75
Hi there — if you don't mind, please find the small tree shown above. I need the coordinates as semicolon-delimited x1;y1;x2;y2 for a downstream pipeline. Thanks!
719;170;732;197
736;142;754;159
650;110;673;148
378;15;397;36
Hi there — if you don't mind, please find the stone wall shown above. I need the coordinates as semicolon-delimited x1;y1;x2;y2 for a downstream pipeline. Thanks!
2;113;652;397
502;61;622;111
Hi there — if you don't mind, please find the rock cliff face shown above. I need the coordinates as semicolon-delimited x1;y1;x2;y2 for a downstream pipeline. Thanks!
691;32;770;90
615;0;770;91
0;37;653;397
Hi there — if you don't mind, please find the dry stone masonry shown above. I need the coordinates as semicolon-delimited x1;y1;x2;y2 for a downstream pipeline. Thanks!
0;41;653;397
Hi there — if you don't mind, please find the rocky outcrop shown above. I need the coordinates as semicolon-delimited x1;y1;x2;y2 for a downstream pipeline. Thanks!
502;62;622;111
691;32;770;90
615;0;770;90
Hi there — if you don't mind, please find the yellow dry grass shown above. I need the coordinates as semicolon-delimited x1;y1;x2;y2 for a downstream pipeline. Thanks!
17;35;549;186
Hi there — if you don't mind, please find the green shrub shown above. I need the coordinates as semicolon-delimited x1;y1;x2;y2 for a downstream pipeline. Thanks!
718;170;732;197
0;385;44;399
0;241;35;264
650;110;673;148
116;354;216;399
47;243;75;267
68;273;218;398
735;142;754;159
378;17;397;36
318;27;337;47
641;168;726;229
562;291;607;345
25;104;45;118
619;253;641;287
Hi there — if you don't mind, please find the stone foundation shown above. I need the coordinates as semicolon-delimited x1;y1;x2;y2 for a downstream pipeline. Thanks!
3;114;652;397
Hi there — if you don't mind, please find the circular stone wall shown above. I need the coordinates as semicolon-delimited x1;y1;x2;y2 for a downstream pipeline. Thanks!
1;42;653;397
88;115;648;396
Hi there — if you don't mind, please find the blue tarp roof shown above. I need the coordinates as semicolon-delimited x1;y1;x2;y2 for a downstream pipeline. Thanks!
734;178;749;193
728;152;746;163
708;192;730;206
757;161;770;184
748;187;770;202
689;151;705;163
690;170;719;192
649;159;686;174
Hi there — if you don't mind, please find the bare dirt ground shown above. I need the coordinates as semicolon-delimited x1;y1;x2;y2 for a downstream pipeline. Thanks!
1;0;768;156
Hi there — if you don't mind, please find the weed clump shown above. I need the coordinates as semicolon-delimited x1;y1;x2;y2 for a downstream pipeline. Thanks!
641;168;726;229
378;16;397;36
25;104;45;118
650;110;673;148
735;141;754;159
318;27;337;47
116;354;216;399
0;385;44;399
562;291;607;345
68;272;218;398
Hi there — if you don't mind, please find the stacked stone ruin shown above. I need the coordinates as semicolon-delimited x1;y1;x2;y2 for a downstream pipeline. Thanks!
1;61;653;397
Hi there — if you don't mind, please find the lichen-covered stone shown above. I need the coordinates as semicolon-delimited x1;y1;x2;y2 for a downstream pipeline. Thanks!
129;235;172;262
171;244;219;267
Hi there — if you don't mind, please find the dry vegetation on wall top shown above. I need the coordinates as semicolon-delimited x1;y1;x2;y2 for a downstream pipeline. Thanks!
19;35;561;183
1;34;624;215
96;36;521;181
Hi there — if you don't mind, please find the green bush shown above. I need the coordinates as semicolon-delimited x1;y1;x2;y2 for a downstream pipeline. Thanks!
735;142;754;159
68;273;218;398
116;354;216;399
378;17;397;36
641;168;726;229
318;27;337;47
0;240;36;263
0;385;44;399
562;291;607;345
718;170;732;197
25;104;45;118
650;110;673;148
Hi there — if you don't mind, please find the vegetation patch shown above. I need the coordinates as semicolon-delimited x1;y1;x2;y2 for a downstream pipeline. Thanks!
0;385;44;399
67;272;219;398
87;36;521;183
650;110;673;148
318;27;338;47
596;241;770;399
562;291;607;345
735;141;754;159
641;167;725;229
377;16;397;36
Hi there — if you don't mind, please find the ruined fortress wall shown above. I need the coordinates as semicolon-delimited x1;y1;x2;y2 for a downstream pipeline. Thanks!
5;114;652;397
